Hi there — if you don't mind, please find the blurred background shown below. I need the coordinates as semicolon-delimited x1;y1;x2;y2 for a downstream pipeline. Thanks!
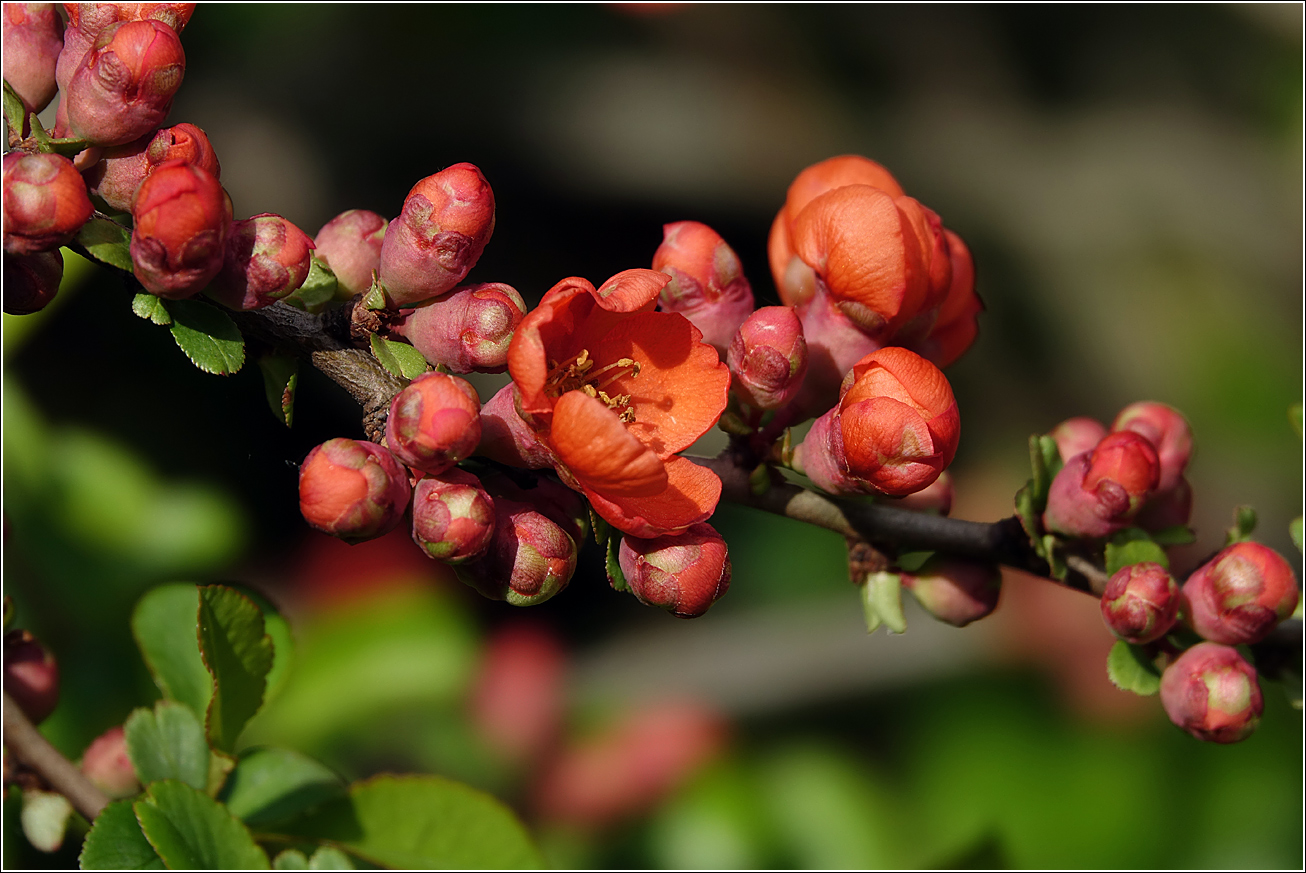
4;3;1302;868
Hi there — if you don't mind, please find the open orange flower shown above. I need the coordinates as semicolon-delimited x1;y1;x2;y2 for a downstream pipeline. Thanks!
507;269;730;537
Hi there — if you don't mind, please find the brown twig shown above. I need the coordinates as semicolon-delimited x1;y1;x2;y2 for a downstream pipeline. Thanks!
3;693;109;822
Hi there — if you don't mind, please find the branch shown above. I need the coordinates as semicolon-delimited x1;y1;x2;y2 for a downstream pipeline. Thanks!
3;692;109;822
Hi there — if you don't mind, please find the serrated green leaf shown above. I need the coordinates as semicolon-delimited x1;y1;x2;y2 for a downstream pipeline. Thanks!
219;747;345;828
282;255;339;314
1149;524;1196;546
258;355;299;428
368;333;403;378
590;512;610;547
132;292;172;325
1104;528;1169;576
237;588;294;705
361;280;388;311
124;701;211;791
3;79;26;136
1106;640;1161;696
134;780;270;869
605;530;629;593
1225;505;1257;546
79;799;165;870
208;750;237;798
132;584;213;721
198;585;274;752
1032;434;1062;500
861;572;906;635
369;334;428;380
79;217;135;271
167;299;245;375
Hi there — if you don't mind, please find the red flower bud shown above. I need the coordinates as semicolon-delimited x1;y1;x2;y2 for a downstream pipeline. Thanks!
129;160;230;298
394;282;526;374
3;248;63;315
726;305;807;410
3;629;59;725
1160;642;1262;743
384;372;481;474
789;282;880;416
480;469;590;548
2;3;64;114
80;726;139;799
313;209;386;295
652;221;754;356
411;468;495;563
470;623;566;764
902;558;1001;627
1100;562;1179;644
3;152;94;255
909;229;982;368
1043;432;1160;539
1182;541;1299;645
792;405;858;495
85;122;220;214
64;19;185;146
378;163;495;306
1110;401;1193;493
617;523;731;618
1048;416;1108;465
477;384;555;470
454;497;577;607
298;438;412;543
209;213;315;310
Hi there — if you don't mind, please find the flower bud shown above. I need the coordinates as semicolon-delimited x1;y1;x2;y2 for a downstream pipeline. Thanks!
454;498;577;607
394;282;526;373
64;19;185;146
3;152;94;255
411;468;495;563
789;281;880;416
1100;562;1179;644
208;213;315;310
80;726;139;799
384;372;481;474
84;122;220;214
617;523;731;618
3;249;63;315
652;221;754;356
470;623;566;764
298;438;412;543
726;306;807;410
477;384;555;469
3;630;59;725
792;405;858;495
1042;432;1160;539
313;209;386;295
129;160;231;298
1160;642;1262;743
377;163;495;306
1135;476;1193;532
3;4;64;114
1110;401;1193;493
480;470;590;547
1048;416;1108;464
882;470;954;515
908;229;982;368
902;558;1001;627
1182;541;1299;645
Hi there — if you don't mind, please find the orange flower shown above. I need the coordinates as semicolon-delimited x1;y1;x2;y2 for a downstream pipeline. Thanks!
507;269;730;537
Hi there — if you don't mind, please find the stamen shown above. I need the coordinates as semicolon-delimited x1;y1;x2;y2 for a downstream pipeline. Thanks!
544;349;642;422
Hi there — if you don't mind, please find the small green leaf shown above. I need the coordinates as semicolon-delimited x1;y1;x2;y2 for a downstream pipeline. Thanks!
20;788;72;853
605;530;629;593
748;463;770;497
1106;640;1161;696
861;572;906;635
219;747;345;828
1104;528;1169;576
1150;524;1196;546
281;255;339;314
308;846;354;869
134;780;270;869
361;279;388;311
132;292;172;325
1225;505;1257;546
79;217;135;272
198;585;274;752
893;551;934;573
1041;534;1067;580
1290;517;1302;554
590;512;610;547
274;849;311;870
369;334;428;380
132;584;213;721
237;587;294;704
79;799;165;870
208;750;237;798
43;134;92;156
124;701;211;791
1030;434;1062;503
167;299;246;375
258;354;299;428
3;79;26;136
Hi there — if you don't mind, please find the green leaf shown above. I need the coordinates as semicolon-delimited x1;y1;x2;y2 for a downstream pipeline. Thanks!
1104;528;1169;576
861;571;906;635
282;255;339;314
1041;535;1066;580
132;292;172;325
1149;524;1196;546
1291;517;1302;554
278;774;543;869
258;355;299;428
893;550;934;573
167;299;245;375
219;747;345;828
272;847;354;870
198;585;274;752
3;79;26;136
1290;403;1303;438
590;512;610;547
132;584;213;721
79;799;165;870
1105;640;1161;696
605;530;628;593
124;701;211;791
1225;505;1257;546
134;780;270;869
20;788;72;853
361;280;388;311
1013;482;1040;543
236;588;294;704
369;334;428;380
1030;434;1063;503
274;849;311;870
79;217;135;272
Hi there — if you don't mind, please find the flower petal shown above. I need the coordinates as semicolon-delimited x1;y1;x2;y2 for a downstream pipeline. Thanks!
593;268;668;313
550;390;667;497
583;455;722;538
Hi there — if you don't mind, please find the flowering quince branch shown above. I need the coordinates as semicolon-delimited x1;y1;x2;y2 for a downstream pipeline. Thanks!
4;692;109;822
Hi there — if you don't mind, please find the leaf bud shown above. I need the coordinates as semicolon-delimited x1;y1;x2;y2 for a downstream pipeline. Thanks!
454;497;577;607
313;209;386;295
902;558;1001;627
618;523;731;618
1181;541;1299;645
652;221;754;356
3;152;94;255
1100;561;1179;644
79;726;139;799
477;384;555;470
394;282;527;373
2;3;64;114
298;438;412;543
85;122;220;214
1047;416;1108;464
384;372;481;474
1110;401;1193;493
1159;642;1262;743
726;305;807;410
3;248;63;315
411;468;495;564
63;19;185;146
209;213;315;310
3;629;59;725
1043;431;1159;539
129;159;231;298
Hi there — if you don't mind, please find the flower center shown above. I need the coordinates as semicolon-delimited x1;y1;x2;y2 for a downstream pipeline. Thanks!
545;349;641;422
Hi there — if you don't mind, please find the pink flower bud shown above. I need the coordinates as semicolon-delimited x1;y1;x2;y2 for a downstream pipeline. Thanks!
2;4;64;114
85;122;220;214
3;249;63;315
882;470;954;515
470;623;566;764
129;160;231;298
384;372;481;474
789;281;880;416
1160;642;1262;743
394;282;526;373
1182;541;1299;645
792;405;859;495
1043;432;1160;539
80;726;138;799
480;470;590;548
617;523;731;618
208;213;315;310
298;438;412;543
3;629;59;725
454;498;577;607
411;468;495;563
902;558;1001;627
652;221;754;356
726;306;807;410
1135;476;1193;532
477;384;555;469
1110;401;1193;493
1048;416;1108;464
3;152;94;255
313;209;386;295
1100;562;1179;644
378;163;495;307
64;19;185;146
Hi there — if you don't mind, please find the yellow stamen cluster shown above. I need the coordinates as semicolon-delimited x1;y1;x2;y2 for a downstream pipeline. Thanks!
545;349;641;422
